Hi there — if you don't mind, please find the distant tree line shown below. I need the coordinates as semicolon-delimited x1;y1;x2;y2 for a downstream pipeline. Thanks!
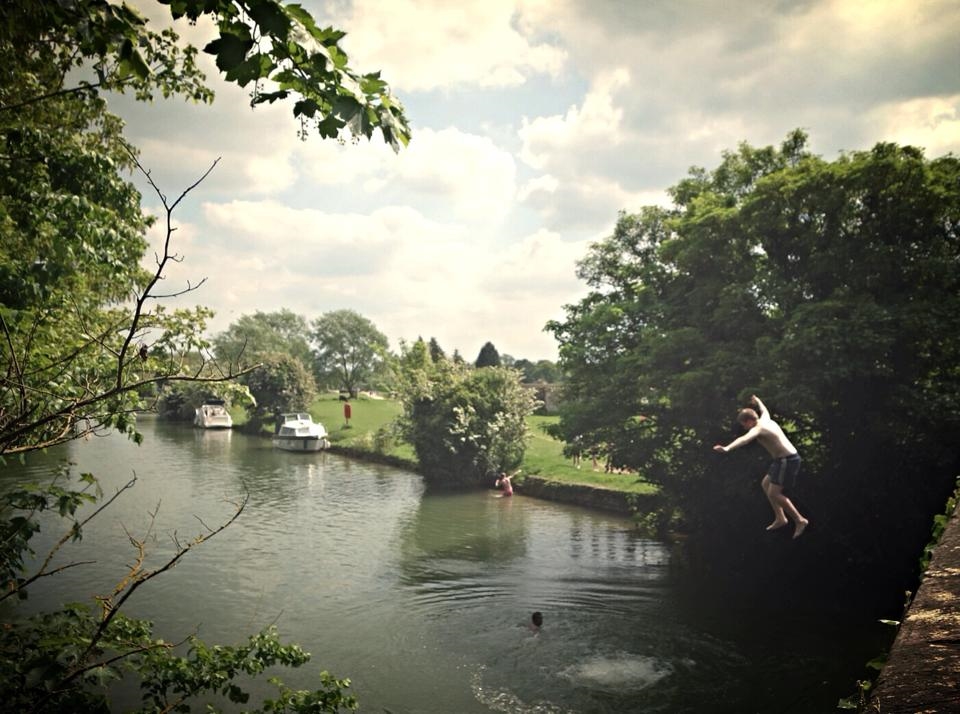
161;309;562;429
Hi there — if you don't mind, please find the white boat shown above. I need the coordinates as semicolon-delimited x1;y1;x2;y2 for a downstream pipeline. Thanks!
194;399;233;429
272;412;330;452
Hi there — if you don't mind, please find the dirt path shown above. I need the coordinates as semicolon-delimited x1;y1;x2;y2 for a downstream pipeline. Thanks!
870;500;960;712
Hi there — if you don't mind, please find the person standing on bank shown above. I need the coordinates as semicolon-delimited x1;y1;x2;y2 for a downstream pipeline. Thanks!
713;395;809;539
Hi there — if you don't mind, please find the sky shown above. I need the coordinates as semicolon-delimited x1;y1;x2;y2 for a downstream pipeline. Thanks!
114;0;960;362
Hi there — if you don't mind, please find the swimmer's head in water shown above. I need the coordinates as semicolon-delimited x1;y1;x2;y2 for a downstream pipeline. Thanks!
531;611;543;627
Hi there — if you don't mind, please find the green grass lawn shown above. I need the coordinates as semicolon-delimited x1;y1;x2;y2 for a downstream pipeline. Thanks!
524;415;657;494
309;394;415;461
304;395;656;495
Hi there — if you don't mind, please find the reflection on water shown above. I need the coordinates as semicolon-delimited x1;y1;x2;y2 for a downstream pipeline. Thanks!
1;417;886;713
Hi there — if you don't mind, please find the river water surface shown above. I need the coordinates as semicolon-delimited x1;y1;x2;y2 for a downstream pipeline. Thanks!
3;417;887;713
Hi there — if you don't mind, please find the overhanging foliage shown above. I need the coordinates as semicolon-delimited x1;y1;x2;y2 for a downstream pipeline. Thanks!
549;131;960;615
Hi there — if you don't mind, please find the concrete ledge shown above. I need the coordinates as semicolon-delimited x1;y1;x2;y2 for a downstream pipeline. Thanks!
327;445;419;472
870;500;960;712
518;475;656;516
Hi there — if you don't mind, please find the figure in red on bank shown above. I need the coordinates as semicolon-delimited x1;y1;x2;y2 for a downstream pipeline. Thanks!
495;471;514;497
713;395;809;539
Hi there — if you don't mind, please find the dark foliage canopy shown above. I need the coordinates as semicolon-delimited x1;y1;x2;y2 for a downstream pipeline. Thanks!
475;341;501;368
548;131;960;616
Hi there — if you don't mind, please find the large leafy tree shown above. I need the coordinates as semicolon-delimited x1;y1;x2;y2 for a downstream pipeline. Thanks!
0;1;213;452
549;132;960;615
1;0;407;709
243;351;316;427
1;0;410;148
213;309;314;370
311;309;390;395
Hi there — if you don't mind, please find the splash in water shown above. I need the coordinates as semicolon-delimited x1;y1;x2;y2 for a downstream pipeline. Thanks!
559;652;672;692
471;667;575;714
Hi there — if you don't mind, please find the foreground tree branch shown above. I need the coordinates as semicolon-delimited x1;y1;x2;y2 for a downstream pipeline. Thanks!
0;159;260;456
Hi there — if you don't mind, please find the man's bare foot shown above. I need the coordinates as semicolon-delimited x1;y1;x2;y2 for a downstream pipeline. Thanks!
793;519;809;539
766;518;788;531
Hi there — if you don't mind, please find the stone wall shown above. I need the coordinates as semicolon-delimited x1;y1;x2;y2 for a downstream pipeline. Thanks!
869;500;960;712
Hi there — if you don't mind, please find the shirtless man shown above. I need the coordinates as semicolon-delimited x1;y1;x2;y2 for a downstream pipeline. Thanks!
713;395;809;538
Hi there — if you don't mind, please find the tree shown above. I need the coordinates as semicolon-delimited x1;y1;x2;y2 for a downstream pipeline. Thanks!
1;0;407;709
242;352;316;427
157;370;254;421
396;361;539;486
397;337;432;375
427;336;446;363
213;309;314;371
311;309;390;395
475;341;501;368
514;358;563;384
1;0;410;149
548;132;960;616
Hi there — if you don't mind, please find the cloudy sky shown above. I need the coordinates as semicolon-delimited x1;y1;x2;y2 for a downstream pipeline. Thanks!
114;0;960;362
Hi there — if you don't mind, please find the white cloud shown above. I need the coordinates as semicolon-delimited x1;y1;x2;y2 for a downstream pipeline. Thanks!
376;227;591;360
519;68;630;171
869;95;960;158
140;196;588;359
322;0;567;91
517;69;673;228
298;126;517;224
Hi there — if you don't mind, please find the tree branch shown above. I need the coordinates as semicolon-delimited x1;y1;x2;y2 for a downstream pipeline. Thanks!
115;154;221;391
0;476;138;604
69;491;249;674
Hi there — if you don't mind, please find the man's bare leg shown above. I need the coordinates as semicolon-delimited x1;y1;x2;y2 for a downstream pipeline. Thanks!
761;475;788;530
767;481;808;537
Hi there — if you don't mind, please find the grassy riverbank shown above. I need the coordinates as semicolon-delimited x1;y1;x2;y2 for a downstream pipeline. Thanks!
306;394;656;496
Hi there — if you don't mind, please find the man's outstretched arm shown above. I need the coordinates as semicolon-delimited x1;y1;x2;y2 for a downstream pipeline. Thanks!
713;426;761;453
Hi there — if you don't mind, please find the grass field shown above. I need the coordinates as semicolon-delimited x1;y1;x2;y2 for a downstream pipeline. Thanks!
524;415;657;494
306;394;655;494
310;394;415;461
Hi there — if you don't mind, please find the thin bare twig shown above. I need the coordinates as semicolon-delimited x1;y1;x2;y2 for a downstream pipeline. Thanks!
78;491;249;665
115;154;221;391
1;476;138;604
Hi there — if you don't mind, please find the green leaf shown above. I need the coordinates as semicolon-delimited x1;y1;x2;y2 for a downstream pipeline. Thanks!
247;0;291;38
293;98;320;118
225;53;273;86
204;33;254;73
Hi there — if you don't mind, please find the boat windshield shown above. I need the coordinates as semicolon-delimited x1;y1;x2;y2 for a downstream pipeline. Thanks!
282;413;312;422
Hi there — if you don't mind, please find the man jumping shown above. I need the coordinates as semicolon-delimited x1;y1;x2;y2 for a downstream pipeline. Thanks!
713;395;809;539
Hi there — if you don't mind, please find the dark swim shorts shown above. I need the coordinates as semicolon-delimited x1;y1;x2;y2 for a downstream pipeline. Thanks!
767;453;802;494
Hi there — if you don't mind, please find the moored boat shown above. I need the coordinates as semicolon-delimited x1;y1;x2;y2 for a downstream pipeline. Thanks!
194;399;233;429
272;412;330;452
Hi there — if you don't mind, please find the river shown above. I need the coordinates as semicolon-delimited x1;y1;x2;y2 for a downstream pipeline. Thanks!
2;416;888;713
